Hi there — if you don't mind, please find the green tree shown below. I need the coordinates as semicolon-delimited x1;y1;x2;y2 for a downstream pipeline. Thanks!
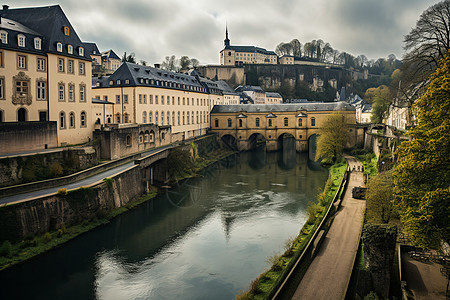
393;53;450;249
315;113;349;163
367;85;391;123
366;171;394;224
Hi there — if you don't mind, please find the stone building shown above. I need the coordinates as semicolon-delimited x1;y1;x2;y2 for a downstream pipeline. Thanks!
0;4;94;146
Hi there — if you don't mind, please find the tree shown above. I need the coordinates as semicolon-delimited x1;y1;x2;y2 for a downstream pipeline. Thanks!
403;0;450;79
162;55;177;71
179;56;191;70
290;39;302;56
139;60;147;66
365;171;394;224
121;52;136;63
275;42;293;56
190;58;200;68
366;85;392;123
315;113;349;163
393;53;450;249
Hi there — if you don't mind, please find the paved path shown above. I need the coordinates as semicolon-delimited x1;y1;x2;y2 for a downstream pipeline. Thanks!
291;156;366;300
0;145;173;205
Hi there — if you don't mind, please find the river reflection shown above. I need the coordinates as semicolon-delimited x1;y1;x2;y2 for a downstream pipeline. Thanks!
0;146;327;300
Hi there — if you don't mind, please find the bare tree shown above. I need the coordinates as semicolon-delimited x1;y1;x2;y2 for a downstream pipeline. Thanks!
275;42;293;56
190;58;200;68
290;39;302;56
403;0;450;78
162;55;177;71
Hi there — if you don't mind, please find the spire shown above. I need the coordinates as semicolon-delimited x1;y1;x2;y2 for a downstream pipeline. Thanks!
224;24;230;47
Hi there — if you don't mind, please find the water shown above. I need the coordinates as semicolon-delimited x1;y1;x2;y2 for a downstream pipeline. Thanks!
0;142;328;300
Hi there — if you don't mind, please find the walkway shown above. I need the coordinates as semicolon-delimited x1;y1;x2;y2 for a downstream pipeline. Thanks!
291;156;366;300
0;145;173;205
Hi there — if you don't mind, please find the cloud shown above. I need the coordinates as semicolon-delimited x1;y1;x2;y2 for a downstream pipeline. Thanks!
10;0;441;64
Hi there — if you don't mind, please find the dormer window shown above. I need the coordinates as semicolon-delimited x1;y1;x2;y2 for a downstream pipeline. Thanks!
57;42;63;52
116;80;121;85
17;34;25;47
0;31;8;44
67;45;73;54
109;80;113;85
78;47;84;56
64;26;70;36
34;38;41;50
125;79;130;84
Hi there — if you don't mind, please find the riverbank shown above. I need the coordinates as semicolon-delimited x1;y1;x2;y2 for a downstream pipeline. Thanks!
236;160;348;299
0;146;236;272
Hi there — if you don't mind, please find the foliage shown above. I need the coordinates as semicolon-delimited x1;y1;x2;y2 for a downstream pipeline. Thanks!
365;170;394;224
363;291;380;300
57;188;68;196
43;232;52;243
49;162;63;177
121;52;136;63
365;85;392;123
166;148;195;180
0;240;12;257
393;53;450;249
161;55;201;72
316;113;349;163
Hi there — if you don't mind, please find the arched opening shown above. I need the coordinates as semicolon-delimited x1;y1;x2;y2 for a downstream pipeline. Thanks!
17;108;27;122
149;130;155;142
308;134;318;161
126;135;131;147
248;133;266;150
139;131;144;144
277;133;296;169
221;134;237;150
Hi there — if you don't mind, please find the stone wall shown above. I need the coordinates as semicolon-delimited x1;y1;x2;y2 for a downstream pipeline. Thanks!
0;121;58;155
0;147;97;187
196;65;245;88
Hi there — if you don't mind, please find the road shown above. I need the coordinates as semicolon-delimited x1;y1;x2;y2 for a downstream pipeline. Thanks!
291;156;366;300
0;145;173;205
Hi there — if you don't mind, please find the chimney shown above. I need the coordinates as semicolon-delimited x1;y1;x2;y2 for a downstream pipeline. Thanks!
2;5;9;10
154;63;160;69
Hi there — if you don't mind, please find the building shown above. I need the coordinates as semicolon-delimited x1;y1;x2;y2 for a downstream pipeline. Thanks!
215;80;240;105
220;27;277;66
346;94;372;124
210;102;357;152
265;92;283;104
92;63;211;141
101;50;121;73
0;4;94;146
235;85;272;104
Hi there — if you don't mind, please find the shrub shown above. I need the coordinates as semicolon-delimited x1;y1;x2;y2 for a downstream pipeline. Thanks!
57;229;64;238
49;162;63;177
44;232;52;243
0;240;12;257
57;188;68;196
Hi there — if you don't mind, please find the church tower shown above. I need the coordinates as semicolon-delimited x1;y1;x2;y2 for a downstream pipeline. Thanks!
224;26;230;47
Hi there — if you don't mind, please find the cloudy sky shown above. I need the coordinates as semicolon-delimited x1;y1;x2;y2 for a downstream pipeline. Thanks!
12;0;440;65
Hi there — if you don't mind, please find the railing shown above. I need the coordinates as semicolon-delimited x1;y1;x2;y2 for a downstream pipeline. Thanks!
271;161;349;300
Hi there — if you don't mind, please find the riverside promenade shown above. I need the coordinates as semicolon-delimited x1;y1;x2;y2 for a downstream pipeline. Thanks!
291;156;366;300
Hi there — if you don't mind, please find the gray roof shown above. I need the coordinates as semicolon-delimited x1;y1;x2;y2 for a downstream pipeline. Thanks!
92;98;114;105
93;62;208;94
102;49;120;60
235;85;265;93
1;5;91;61
0;17;44;55
84;42;101;56
211;102;355;113
224;45;276;56
216;80;238;95
266;92;282;98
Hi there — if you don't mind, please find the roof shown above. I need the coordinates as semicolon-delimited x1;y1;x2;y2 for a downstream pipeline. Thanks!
84;42;100;56
93;62;208;94
224;45;276;56
266;92;282;98
0;5;91;61
215;80;238;95
102;49;120;60
0;17;44;54
210;102;356;113
92;98;114;105
235;85;265;93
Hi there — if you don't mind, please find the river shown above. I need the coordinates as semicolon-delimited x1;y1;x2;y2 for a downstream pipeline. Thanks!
0;142;328;300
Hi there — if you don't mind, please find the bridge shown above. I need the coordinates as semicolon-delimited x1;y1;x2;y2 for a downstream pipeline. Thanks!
210;102;358;152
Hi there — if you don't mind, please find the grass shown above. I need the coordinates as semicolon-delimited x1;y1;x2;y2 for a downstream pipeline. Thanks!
235;161;347;299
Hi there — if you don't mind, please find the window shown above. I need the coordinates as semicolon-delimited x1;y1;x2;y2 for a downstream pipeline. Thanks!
144;94;147;104
17;34;25;47
155;111;159;125
79;62;85;75
64;26;70;36
239;119;243;127
167;111;170;125
187;111;189;125
182;112;185;125
172;113;175;125
143;111;147;123
116;113;121;123
34;38;41;50
0;31;7;44
255;118;260;127
298;118;303;127
68;60;74;73
149;111;152;123
80;112;86;127
58;58;64;72
268;119;273;127
37;57;46;71
228;118;232;127
57;42;63;52
124;95;128;104
15;80;28;99
0;50;3;67
161;95;164;105
139;94;142;104
37;81;46;100
0;77;4;99
124;114;129;123
155;95;158;104
79;47;84;56
149;95;153;104
58;83;65;101
17;55;27;69
69;112;75;128
68;84;75;102
79;84;86;102
311;117;316;126
126;135;131;147
116;95;121;104
284;117;288;126
104;96;108;101
60;112;66;129
161;111;164;125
